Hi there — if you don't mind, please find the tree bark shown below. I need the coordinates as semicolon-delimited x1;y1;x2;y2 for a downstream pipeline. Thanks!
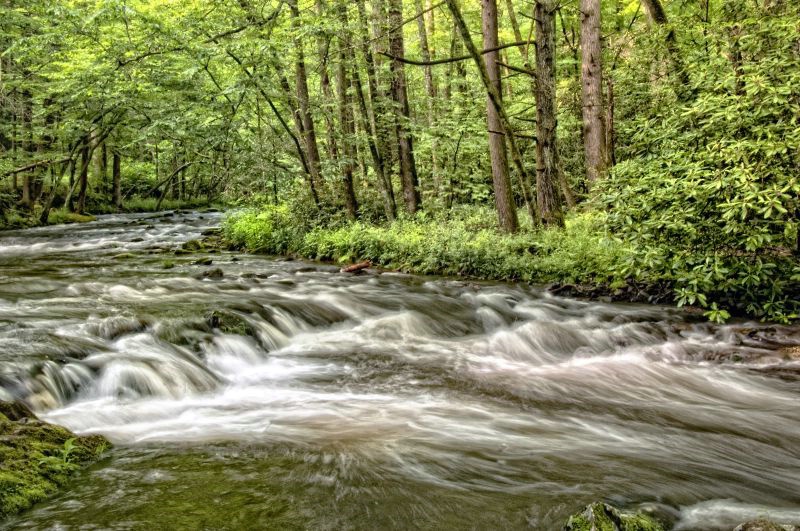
447;0;536;224
76;144;90;214
356;0;397;220
386;0;422;214
482;0;519;233
534;0;564;226
640;0;693;100
335;1;359;219
414;0;441;192
112;150;122;209
579;0;608;183
289;0;324;192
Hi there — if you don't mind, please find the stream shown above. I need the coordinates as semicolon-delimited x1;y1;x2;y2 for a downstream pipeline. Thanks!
1;211;799;530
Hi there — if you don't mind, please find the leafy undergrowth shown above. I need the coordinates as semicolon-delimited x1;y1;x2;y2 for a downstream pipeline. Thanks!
224;205;628;286
0;402;110;519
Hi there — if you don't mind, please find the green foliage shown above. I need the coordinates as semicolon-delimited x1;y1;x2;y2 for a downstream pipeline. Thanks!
226;205;625;285
598;4;800;322
46;209;96;225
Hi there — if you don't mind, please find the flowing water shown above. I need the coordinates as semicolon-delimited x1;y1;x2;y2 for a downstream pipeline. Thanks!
1;212;799;530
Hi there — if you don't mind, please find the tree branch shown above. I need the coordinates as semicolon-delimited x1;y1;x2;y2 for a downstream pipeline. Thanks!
379;40;541;66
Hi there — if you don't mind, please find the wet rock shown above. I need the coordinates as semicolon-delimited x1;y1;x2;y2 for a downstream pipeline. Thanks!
564;502;664;531
112;253;137;260
130;237;144;243
181;239;205;252
205;310;253;336
0;401;111;519
201;228;221;236
0;400;36;422
161;260;175;269
195;268;224;280
734;521;799;531
193;258;213;266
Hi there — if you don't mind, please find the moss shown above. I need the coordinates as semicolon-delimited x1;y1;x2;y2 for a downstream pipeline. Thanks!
564;503;664;531
182;239;205;252
46;210;97;225
0;401;111;520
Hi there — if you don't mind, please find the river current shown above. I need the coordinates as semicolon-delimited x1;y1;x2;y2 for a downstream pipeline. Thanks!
0;212;799;529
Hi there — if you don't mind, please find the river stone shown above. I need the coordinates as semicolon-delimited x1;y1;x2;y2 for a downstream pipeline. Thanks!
564;502;664;531
195;268;223;280
182;239;205;252
735;521;800;531
193;258;213;266
0;401;111;519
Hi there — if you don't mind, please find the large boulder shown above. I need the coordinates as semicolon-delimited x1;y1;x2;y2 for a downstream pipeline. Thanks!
564;502;664;531
0;401;111;519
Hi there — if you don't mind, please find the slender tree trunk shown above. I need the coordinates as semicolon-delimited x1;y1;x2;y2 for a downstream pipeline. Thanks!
356;0;396;220
289;0;324;193
482;0;519;233
386;0;421;214
579;0;608;184
20;91;33;209
414;0;440;192
335;1;359;219
640;0;693;100
447;0;536;224
76;144;90;214
113;150;122;209
534;0;564;226
316;0;341;164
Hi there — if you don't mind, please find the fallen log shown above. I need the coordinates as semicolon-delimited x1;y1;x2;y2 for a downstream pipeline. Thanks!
340;261;371;273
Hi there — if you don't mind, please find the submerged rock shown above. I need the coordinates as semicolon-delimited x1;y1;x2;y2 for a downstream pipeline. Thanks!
195;268;224;280
564;503;664;531
0;401;111;519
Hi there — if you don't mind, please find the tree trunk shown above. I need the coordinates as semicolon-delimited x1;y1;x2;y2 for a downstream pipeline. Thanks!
20;91;33;210
289;0;324;193
534;0;564;226
579;0;607;184
113;150;122;209
335;1;359;219
76;144;90;214
315;0;341;164
356;0;396;220
386;0;421;214
482;0;519;233
640;0;693;100
447;0;536;224
414;0;440;192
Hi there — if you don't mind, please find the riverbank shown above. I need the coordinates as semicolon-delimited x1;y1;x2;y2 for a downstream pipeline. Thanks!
0;197;220;231
0;401;110;519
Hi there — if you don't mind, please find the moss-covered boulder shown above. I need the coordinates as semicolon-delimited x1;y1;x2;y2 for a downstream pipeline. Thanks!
564;502;664;531
0;401;111;519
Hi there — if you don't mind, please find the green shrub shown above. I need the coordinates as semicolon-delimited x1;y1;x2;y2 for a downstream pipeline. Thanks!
598;6;800;322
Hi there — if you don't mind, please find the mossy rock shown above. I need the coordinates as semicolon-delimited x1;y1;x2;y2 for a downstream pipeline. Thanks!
0;401;111;519
564;503;664;531
181;239;205;252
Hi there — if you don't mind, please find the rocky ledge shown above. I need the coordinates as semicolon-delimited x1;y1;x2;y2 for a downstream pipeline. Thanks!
0;401;111;519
